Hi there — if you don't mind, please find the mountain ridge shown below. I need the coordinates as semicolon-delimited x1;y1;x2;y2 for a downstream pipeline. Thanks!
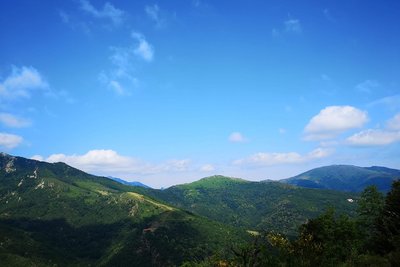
281;164;400;192
108;176;151;188
0;152;247;266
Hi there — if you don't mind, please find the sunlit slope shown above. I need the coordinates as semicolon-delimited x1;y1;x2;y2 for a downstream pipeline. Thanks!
144;175;357;236
0;154;246;266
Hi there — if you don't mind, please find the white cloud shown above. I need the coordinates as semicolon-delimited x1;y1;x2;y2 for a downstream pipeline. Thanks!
279;128;286;134
35;149;191;177
229;132;247;143
387;113;400;130
347;129;400;146
31;155;44;161
132;32;154;62
0;113;31;128
355;80;380;93
284;19;302;33
79;0;124;26
0;66;48;99
0;133;23;149
346;113;400;146
304;106;368;140
200;164;215;172
233;148;332;167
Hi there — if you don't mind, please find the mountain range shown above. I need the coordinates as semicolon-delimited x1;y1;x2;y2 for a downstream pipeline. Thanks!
0;152;399;266
141;175;357;236
281;165;400;192
0;153;245;266
108;176;151;188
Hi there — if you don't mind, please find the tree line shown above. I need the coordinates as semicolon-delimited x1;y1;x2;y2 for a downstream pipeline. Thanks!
185;180;400;266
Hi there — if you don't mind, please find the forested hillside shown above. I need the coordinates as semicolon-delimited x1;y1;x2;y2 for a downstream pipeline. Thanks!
143;175;357;236
0;153;246;266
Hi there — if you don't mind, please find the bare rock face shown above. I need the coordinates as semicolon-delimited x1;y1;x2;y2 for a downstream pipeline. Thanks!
5;158;16;173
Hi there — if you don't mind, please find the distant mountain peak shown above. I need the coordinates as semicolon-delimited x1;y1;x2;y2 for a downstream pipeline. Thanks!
108;176;151;188
175;175;249;189
281;164;400;192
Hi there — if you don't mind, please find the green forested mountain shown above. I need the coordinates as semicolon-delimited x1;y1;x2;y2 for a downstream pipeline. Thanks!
143;175;357;236
0;153;246;266
281;165;400;192
3;153;396;266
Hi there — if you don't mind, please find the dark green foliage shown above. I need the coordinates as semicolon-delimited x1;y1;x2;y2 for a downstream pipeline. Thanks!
194;181;400;267
2;152;398;266
282;165;400;192
145;175;357;236
373;180;400;260
0;153;247;266
357;185;385;249
296;209;359;265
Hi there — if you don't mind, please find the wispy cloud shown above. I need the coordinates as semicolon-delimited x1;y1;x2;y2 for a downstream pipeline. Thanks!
192;0;202;8
58;10;91;34
233;148;332;167
387;113;400;130
284;19;302;33
368;94;400;111
132;32;154;62
145;4;166;28
99;32;153;95
228;132;248;143
79;0;124;26
108;80;127;96
272;17;302;37
0;66;48;99
355;80;380;93
200;164;215;172
0;113;31;128
0;132;23;149
59;10;70;24
304;106;368;140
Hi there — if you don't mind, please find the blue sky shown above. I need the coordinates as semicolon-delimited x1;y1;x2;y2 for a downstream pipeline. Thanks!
1;0;399;188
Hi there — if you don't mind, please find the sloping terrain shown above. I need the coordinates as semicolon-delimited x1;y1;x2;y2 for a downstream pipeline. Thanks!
109;176;151;188
143;175;357;236
0;153;246;266
281;165;400;192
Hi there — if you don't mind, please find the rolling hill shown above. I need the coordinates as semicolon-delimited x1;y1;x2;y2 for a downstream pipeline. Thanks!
3;153;394;265
0;153;246;266
281;165;400;192
143;175;358;236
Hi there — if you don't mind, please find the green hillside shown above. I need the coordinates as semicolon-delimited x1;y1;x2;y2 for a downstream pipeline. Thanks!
281;165;400;192
144;175;358;236
0;154;246;266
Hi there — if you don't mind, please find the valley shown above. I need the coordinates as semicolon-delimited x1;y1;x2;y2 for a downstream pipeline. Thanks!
1;152;398;266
